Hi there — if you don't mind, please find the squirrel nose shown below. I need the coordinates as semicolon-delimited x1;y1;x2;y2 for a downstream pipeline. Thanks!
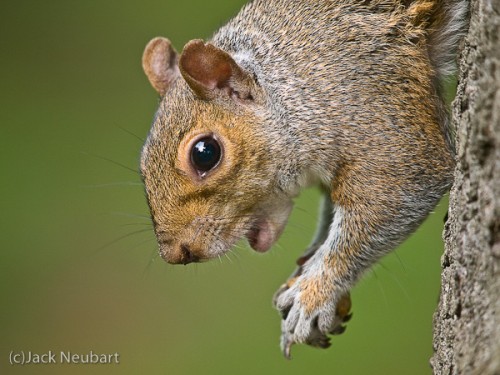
156;233;201;264
179;244;200;265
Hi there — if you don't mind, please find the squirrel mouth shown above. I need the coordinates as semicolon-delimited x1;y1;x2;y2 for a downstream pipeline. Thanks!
245;217;284;253
242;200;293;254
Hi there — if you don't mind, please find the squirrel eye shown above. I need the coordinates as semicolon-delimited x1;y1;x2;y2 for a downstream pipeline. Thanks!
190;136;222;174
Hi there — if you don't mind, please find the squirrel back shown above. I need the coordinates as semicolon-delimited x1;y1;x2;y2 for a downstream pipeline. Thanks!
201;0;466;190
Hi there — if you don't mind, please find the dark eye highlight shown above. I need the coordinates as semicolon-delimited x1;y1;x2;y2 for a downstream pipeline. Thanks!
190;136;222;174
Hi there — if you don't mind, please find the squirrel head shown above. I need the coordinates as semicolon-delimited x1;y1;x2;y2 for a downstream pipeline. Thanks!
140;37;293;265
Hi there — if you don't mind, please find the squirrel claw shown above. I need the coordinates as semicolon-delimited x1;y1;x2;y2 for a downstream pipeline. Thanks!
306;331;331;349
283;340;292;360
328;293;352;335
330;324;346;335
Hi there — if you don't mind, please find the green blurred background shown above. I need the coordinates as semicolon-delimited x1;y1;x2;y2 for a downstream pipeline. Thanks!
0;1;450;374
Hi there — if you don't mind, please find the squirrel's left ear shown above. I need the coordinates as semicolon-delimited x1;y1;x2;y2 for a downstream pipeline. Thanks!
142;37;180;96
179;39;256;102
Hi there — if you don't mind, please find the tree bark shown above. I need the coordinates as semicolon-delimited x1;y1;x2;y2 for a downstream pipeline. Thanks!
431;1;500;374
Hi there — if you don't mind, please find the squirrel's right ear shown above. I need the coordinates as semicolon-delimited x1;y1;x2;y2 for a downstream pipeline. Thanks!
142;37;180;96
179;39;256;102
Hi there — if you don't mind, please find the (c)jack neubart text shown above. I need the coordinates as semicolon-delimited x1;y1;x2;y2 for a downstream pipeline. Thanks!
9;350;120;365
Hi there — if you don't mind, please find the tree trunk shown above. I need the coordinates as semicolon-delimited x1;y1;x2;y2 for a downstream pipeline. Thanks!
431;1;500;374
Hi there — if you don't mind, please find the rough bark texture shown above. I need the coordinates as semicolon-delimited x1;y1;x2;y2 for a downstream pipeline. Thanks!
431;0;500;374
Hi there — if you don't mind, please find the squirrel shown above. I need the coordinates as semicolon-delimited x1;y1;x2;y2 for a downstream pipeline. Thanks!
140;0;468;358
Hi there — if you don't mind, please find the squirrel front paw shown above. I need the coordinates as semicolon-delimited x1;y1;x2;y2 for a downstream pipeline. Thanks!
273;275;352;359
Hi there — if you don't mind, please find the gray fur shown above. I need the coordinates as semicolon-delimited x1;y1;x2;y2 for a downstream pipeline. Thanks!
141;0;469;357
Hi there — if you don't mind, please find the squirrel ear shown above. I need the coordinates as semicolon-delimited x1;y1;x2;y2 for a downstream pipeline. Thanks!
142;37;180;96
179;39;255;101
